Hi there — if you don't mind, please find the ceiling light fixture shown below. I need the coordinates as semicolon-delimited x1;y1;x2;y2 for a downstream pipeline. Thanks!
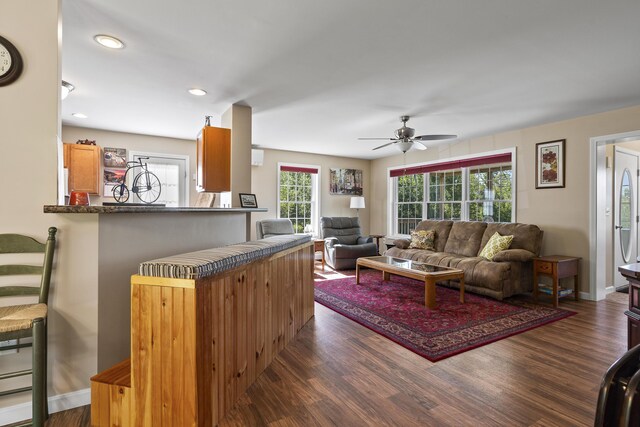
94;34;125;49
396;141;413;153
188;88;207;96
61;80;75;100
72;113;88;119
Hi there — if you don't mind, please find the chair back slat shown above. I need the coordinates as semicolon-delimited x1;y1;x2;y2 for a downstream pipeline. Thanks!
0;286;40;298
0;227;56;304
0;234;46;253
0;265;43;276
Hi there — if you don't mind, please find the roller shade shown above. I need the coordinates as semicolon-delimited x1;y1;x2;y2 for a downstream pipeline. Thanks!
280;165;318;174
390;153;512;177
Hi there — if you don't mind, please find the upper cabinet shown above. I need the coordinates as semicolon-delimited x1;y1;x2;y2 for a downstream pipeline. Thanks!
196;126;231;192
64;143;101;194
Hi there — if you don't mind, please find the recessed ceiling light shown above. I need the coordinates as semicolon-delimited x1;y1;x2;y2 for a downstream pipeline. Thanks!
61;81;75;100
188;88;207;96
72;113;88;119
94;34;125;49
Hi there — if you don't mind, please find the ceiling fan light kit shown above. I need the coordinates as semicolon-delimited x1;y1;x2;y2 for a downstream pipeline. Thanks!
359;115;457;153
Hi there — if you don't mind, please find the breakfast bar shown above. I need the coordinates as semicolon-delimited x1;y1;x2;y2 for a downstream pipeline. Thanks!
44;205;267;370
90;234;314;426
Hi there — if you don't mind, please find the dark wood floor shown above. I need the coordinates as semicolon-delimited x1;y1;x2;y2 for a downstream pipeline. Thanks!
32;270;628;426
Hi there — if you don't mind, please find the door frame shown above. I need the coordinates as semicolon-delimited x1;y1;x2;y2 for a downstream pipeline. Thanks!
613;146;639;288
590;130;640;301
129;151;190;206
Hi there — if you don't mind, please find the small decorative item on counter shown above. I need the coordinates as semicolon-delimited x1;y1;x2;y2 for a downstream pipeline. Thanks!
69;191;90;206
76;139;96;145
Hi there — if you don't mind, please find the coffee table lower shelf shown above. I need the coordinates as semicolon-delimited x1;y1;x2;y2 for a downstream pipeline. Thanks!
356;256;465;309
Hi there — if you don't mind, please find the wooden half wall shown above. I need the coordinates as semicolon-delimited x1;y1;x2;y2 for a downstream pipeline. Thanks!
91;241;315;426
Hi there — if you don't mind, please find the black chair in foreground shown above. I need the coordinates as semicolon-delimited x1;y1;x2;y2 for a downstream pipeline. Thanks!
595;343;640;426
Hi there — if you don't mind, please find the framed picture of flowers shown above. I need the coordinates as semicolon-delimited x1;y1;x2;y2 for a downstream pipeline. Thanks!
535;139;565;189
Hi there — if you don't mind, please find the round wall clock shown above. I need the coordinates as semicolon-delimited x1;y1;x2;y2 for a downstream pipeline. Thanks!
0;35;23;87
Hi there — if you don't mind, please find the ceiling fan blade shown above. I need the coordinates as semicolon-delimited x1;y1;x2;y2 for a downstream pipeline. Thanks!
414;134;458;141
358;137;396;140
412;141;427;150
372;142;394;150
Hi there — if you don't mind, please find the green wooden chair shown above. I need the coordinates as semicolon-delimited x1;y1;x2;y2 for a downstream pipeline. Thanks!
0;227;57;427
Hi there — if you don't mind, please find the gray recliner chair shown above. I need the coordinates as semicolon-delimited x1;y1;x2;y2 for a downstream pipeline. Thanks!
256;218;295;239
320;217;378;270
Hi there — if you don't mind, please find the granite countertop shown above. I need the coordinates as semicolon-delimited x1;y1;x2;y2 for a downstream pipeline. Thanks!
44;205;268;214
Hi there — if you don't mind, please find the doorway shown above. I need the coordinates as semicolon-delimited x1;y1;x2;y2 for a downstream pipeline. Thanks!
130;151;189;207
591;131;640;301
613;147;639;289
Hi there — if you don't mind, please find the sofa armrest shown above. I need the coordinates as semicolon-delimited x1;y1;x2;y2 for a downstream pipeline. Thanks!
357;236;373;244
492;249;536;262
324;237;339;248
393;239;411;249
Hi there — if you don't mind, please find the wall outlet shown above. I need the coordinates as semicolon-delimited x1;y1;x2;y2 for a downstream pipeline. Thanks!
0;339;18;355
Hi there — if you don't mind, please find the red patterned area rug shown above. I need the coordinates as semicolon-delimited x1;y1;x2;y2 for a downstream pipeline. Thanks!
314;269;576;362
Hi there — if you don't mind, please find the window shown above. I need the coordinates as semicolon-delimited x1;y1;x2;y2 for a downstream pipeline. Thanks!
467;165;512;222
427;170;462;220
389;151;515;236
131;152;189;207
278;163;320;234
396;174;423;235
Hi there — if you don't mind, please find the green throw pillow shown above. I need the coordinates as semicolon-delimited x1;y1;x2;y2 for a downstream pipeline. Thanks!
409;229;436;250
479;232;513;261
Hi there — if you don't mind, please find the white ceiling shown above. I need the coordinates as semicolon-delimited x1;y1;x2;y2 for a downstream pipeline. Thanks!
61;0;640;160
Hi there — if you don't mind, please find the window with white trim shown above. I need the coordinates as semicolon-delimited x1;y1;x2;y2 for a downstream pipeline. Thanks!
389;151;514;236
277;163;320;234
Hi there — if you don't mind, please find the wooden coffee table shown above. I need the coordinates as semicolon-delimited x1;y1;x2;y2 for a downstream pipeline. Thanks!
356;256;465;309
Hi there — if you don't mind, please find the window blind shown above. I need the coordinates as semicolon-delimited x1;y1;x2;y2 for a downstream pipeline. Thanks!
280;165;319;174
389;153;512;177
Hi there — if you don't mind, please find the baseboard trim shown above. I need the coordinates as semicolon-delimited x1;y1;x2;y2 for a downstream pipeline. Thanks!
0;387;90;425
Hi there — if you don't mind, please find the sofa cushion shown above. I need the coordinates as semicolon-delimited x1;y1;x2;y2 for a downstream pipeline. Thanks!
480;223;543;255
443;222;487;257
478;232;513;261
415;220;453;252
393;238;411;249
409;230;436;250
492;249;536;263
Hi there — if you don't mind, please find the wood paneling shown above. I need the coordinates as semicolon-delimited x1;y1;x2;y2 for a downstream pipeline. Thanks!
91;242;314;426
90;359;133;426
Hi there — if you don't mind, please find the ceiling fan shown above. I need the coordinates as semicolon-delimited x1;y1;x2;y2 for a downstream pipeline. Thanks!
359;116;457;153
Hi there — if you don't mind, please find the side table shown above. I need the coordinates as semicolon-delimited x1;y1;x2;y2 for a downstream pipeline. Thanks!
369;234;385;255
533;255;581;307
313;239;325;271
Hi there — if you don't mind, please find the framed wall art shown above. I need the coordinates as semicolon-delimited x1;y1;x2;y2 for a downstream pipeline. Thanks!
239;193;258;208
329;168;363;195
535;139;565;189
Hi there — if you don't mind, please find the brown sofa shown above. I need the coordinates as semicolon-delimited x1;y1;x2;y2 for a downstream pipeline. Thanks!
386;220;543;300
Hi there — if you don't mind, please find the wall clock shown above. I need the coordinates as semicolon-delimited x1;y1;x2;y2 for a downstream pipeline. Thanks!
0;35;23;87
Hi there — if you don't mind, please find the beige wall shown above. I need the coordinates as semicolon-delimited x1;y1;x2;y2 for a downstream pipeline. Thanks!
221;104;252;207
61;126;197;206
370;105;640;295
250;149;372;240
0;0;100;413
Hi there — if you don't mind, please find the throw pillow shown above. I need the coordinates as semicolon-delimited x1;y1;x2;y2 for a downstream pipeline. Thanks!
479;232;514;261
409;230;436;250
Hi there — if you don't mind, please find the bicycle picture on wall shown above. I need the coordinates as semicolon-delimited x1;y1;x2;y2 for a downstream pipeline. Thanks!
112;157;162;204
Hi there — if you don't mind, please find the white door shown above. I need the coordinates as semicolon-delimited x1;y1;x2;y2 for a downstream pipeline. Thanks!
132;153;188;207
614;147;639;288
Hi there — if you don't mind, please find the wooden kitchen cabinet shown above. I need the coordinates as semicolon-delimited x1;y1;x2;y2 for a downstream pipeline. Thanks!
64;143;101;194
196;126;231;192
